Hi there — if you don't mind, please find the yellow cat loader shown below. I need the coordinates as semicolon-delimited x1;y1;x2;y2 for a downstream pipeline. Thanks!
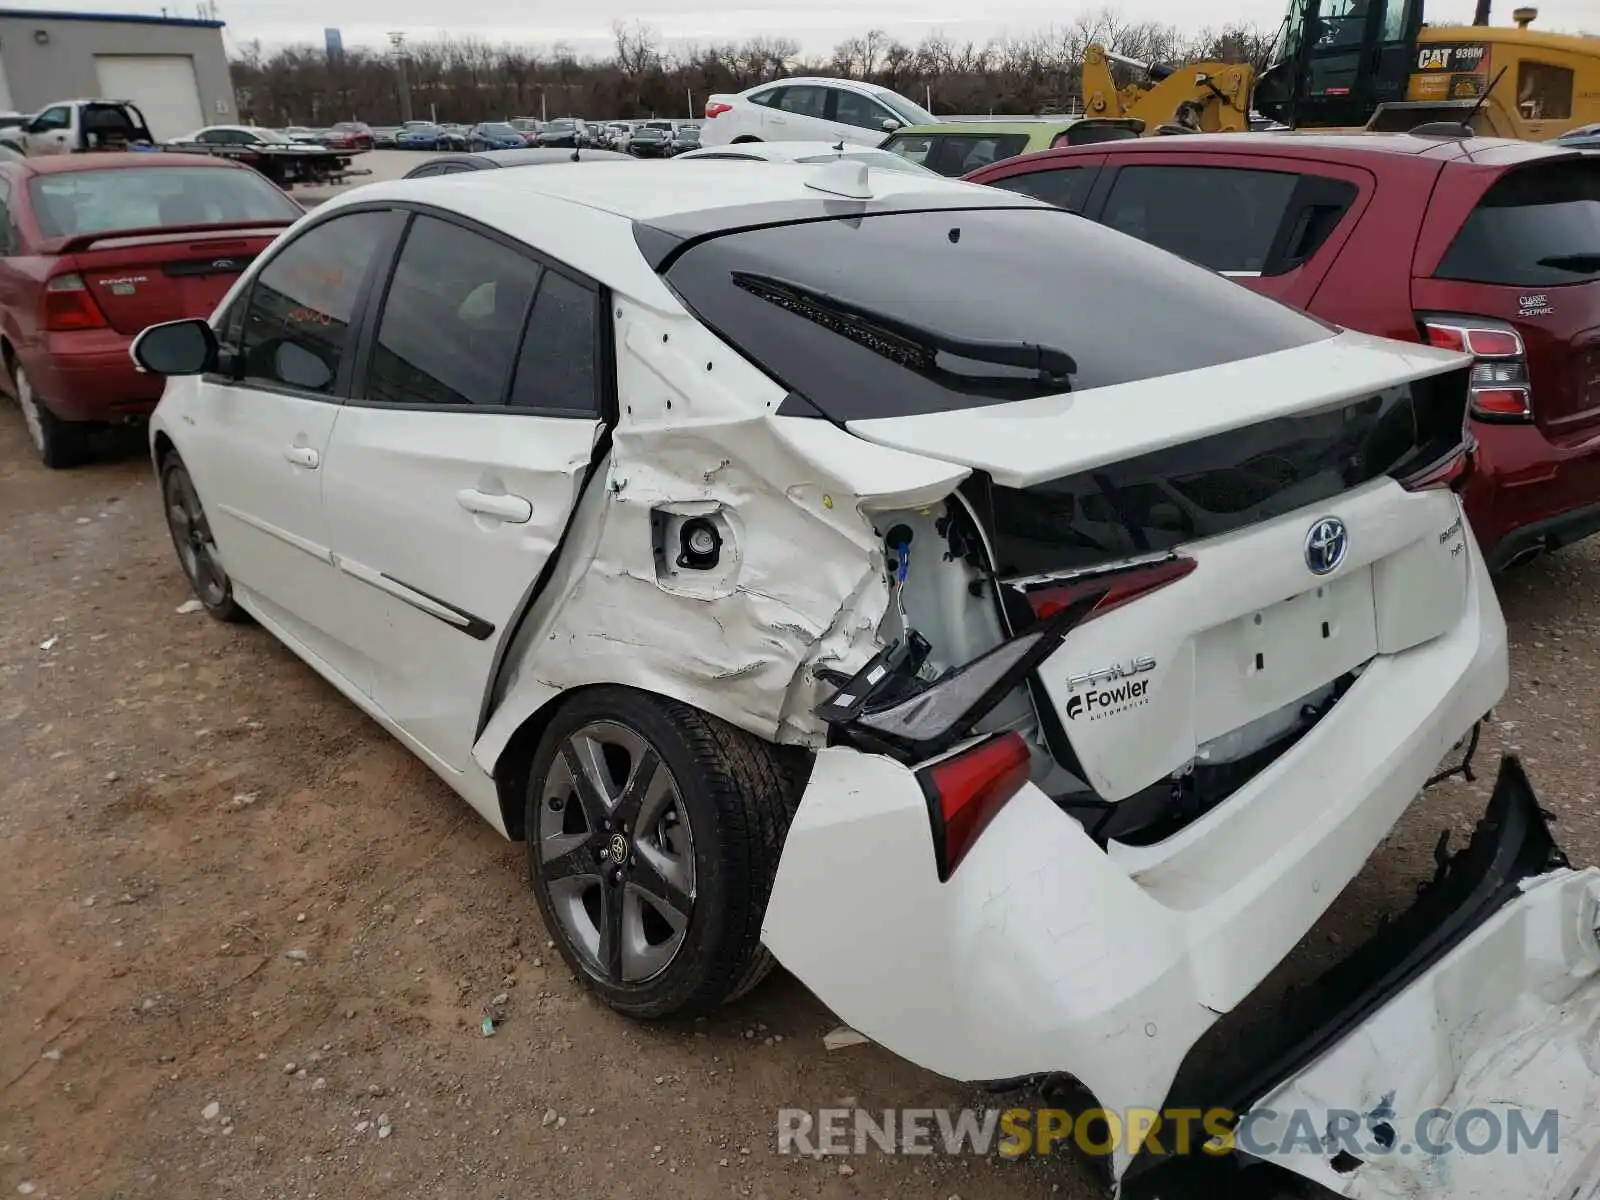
1255;1;1599;139
1087;2;1599;141
1080;44;1256;135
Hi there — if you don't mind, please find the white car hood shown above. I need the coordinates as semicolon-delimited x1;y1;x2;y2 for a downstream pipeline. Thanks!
845;328;1468;489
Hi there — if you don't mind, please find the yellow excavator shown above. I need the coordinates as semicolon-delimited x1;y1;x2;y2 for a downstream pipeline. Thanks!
1084;1;1600;140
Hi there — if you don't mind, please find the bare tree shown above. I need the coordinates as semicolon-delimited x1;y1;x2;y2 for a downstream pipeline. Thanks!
226;14;1273;127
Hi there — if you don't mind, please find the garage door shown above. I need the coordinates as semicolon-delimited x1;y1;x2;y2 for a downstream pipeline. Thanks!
93;55;204;142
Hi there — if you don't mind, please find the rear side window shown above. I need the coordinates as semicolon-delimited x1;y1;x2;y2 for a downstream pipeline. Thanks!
1099;165;1299;273
1436;160;1600;286
662;207;1332;421
987;167;1099;213
1516;62;1573;121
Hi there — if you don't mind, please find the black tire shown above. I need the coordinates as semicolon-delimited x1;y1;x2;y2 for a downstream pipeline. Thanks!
525;687;799;1019
14;363;91;469
160;452;246;623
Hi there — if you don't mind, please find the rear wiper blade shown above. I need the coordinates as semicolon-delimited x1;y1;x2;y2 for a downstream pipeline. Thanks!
732;271;1078;380
1535;253;1600;273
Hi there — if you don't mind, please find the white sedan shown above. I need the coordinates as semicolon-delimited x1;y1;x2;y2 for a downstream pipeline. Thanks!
131;160;1600;1199
675;139;937;176
699;76;933;148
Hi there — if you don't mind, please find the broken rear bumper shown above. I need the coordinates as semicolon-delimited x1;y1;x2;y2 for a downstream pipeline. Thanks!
1124;754;1598;1199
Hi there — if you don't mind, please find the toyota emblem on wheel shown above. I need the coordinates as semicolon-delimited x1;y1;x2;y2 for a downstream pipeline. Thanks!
608;832;629;863
1305;517;1349;576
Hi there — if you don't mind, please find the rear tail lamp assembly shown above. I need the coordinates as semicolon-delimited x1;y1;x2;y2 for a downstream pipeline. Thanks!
41;272;108;332
917;731;1033;880
704;100;733;119
818;554;1195;757
1422;317;1532;423
817;553;1195;880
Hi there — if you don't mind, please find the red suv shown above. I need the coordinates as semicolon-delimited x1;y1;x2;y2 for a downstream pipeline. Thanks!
967;133;1600;571
0;153;301;466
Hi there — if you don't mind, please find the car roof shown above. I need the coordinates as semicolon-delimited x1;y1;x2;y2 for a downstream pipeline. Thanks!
753;76;884;95
17;151;248;174
331;160;1034;302
1033;130;1582;168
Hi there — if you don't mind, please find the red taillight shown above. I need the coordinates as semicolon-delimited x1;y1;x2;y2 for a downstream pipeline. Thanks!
705;100;733;119
1022;556;1196;624
1421;317;1532;423
1399;442;1474;492
42;272;108;332
918;731;1032;881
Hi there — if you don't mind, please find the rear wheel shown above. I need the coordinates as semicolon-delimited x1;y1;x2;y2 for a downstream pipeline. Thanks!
161;453;245;622
15;364;90;469
525;688;797;1019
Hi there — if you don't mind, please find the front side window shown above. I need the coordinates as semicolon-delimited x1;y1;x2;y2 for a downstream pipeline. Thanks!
366;215;541;408
236;210;400;393
1517;61;1574;121
28;166;301;237
1099;165;1298;273
33;107;70;131
881;132;934;166
834;90;895;131
919;134;1031;177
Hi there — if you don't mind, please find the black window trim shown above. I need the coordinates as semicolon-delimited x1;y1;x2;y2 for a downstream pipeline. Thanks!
344;200;614;423
202;202;406;403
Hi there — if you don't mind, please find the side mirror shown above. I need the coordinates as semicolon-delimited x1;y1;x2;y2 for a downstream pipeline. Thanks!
274;341;333;391
881;118;902;133
131;318;218;376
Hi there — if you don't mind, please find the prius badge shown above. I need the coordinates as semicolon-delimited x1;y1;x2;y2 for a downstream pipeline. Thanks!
1305;517;1348;576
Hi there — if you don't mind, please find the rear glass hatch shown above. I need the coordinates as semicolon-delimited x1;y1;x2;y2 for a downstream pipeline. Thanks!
1417;155;1600;437
656;204;1474;822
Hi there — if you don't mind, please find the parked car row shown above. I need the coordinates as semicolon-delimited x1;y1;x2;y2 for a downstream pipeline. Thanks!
113;152;1600;1200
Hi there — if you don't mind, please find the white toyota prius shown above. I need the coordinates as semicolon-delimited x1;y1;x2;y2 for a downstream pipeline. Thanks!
132;160;1600;1199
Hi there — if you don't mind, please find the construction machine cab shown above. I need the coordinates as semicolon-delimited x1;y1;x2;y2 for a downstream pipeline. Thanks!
1256;0;1427;127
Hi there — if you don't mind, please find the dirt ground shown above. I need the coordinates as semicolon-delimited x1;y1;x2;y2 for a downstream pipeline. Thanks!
2;404;1598;1200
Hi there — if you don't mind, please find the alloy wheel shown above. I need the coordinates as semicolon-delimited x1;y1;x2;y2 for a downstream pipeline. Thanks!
164;466;228;608
536;720;696;985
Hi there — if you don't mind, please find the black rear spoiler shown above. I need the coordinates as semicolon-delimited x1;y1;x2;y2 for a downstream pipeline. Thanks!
48;220;296;255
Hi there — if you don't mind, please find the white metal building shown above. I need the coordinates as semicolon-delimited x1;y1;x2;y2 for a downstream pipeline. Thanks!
0;8;236;138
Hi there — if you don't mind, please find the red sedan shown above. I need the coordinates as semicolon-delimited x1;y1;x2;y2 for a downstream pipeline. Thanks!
0;153;301;466
967;133;1600;572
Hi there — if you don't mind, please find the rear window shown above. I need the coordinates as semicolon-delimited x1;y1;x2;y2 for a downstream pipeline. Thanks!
29;167;300;237
1436;160;1600;286
662;206;1334;421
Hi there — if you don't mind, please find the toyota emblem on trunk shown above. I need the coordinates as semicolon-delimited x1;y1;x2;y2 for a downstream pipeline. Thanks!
1305;517;1348;576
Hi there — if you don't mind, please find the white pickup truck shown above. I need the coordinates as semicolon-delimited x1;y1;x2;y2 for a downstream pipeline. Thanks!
0;99;156;156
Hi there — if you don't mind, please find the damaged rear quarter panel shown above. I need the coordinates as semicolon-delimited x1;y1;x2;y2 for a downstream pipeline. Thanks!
472;297;971;775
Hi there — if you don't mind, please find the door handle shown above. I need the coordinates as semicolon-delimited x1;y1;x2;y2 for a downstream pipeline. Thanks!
283;445;319;468
457;488;532;524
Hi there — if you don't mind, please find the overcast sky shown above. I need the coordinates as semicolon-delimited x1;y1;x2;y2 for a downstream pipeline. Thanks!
62;0;1600;55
